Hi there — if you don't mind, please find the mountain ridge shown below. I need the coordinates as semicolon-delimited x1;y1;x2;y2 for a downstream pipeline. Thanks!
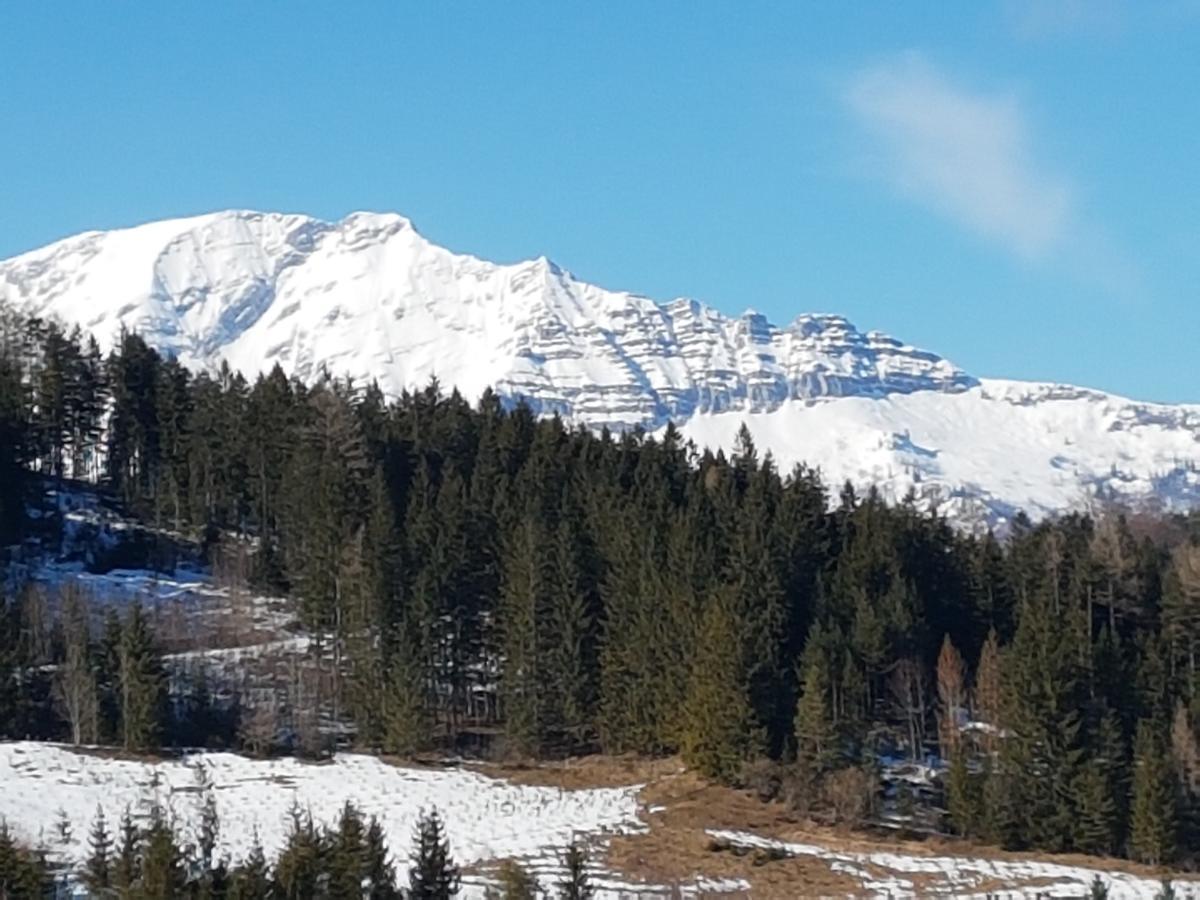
2;209;1198;528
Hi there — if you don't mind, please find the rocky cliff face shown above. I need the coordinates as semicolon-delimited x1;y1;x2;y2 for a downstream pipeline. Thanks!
0;210;974;430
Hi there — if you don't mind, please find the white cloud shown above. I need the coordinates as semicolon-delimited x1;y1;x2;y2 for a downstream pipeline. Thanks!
844;53;1073;261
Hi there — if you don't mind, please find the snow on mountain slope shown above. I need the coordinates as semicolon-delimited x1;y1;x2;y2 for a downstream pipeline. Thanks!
2;209;1198;527
677;380;1200;528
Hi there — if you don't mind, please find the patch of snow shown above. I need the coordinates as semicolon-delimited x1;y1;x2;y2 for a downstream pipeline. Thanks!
0;742;647;897
706;829;1198;899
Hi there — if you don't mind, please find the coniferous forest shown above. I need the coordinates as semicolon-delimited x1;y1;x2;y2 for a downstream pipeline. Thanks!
2;308;1200;872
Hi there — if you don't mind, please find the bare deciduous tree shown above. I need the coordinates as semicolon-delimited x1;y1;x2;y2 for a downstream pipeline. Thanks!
1171;701;1199;797
936;635;966;754
54;584;98;745
240;692;280;758
890;657;928;761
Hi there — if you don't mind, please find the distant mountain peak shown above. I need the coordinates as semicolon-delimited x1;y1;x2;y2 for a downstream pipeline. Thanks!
2;209;1197;528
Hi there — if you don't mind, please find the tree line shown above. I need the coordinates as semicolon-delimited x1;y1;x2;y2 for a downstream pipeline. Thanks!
1;791;595;899
1;308;1199;866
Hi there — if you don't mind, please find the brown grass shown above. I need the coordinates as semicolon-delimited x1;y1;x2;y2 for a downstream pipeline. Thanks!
480;753;1200;897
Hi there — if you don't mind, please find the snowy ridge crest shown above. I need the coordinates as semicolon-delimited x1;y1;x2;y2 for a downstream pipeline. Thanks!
0;210;974;430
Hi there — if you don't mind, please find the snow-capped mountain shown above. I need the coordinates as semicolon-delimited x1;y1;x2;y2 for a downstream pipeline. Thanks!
2;209;1198;527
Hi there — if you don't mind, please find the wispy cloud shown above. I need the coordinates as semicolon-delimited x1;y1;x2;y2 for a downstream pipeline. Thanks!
843;53;1072;261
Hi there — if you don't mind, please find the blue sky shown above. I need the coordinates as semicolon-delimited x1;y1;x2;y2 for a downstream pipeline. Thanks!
1;2;1197;401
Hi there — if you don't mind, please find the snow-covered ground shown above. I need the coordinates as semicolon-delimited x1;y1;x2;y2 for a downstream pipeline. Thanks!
0;742;630;896
3;742;1196;898
0;742;732;898
708;829;1198;899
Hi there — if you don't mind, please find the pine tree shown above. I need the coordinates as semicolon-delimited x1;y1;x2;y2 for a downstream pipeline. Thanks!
408;808;460;900
946;746;980;838
328;801;368;900
557;840;593;900
487;859;539;900
83;805;112;894
680;586;762;783
139;801;186;899
194;763;221;888
0;822;51;900
1088;874;1110;899
499;516;547;756
117;603;167;752
227;828;271;900
974;628;1003;754
1073;764;1118;856
382;623;429;757
274;804;325;900
1130;719;1177;866
364;815;399;900
113;806;140;893
794;637;837;779
543;515;594;752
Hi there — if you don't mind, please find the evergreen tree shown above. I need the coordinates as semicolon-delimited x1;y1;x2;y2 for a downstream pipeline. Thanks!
227;828;271;900
113;806;140;893
1074;764;1119;856
946;746;980;838
487;860;539;900
1130;719;1177;865
274;805;325;900
794;634;837;779
382;623;430;757
557;840;593;900
138;801;186;899
117;603;167;752
680;586;762;783
83;805;112;894
0;822;51;900
499;516;548;756
364;816;399;900
328;802;368;900
408;808;460;900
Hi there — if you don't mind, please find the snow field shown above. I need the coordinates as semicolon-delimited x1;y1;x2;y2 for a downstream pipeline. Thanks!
707;829;1199;899
0;742;651;897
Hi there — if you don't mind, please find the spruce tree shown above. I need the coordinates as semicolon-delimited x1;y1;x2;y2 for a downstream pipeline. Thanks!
83;805;112;894
557;840;593;900
227;828;271;900
794;638;837;780
499;516;547;756
328;801;368;899
1073;764;1118;856
1130;719;1177;866
946;746;980;838
364;816;399;900
274;804;325;900
139;802;186;899
408;808;460;900
113;806;140;893
117;603;167;752
382;623;429;757
680;586;762;783
488;859;538;900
